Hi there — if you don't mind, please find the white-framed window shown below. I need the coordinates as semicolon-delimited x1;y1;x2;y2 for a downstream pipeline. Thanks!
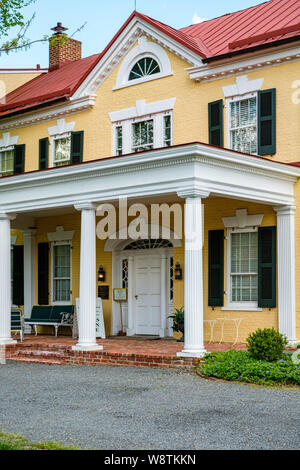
229;94;258;155
113;111;173;156
51;242;72;305
226;227;258;308
0;148;14;176
53;136;71;167
114;37;173;90
129;57;161;82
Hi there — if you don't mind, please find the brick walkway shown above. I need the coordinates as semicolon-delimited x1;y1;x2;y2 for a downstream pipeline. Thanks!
6;335;247;369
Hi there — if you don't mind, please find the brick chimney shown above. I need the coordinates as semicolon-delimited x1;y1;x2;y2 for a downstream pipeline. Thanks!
49;22;82;70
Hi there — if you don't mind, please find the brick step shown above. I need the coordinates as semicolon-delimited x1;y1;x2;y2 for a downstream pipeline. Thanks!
15;349;66;358
8;357;66;365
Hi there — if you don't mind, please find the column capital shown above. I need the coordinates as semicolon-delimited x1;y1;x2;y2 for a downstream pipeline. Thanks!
274;205;296;216
0;212;17;221
177;188;210;200
22;229;37;238
74;202;97;212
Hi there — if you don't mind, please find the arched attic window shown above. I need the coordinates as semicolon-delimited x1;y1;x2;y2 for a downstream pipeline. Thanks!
128;57;161;81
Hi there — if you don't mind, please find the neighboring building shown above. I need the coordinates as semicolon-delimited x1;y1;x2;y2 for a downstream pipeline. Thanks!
0;0;300;357
0;66;47;96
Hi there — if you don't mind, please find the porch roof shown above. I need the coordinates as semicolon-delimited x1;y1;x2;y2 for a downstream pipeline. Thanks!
0;142;299;218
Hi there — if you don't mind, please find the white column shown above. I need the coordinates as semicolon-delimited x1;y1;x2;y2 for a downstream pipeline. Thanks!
23;230;36;329
73;203;102;351
274;205;298;345
159;251;168;338
177;190;209;358
0;213;17;345
126;255;135;336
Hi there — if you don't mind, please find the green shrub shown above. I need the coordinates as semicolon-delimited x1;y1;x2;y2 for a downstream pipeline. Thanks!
246;328;288;362
197;350;300;386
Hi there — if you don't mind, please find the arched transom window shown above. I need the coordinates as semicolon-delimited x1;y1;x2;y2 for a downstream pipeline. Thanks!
124;239;173;250
129;57;161;81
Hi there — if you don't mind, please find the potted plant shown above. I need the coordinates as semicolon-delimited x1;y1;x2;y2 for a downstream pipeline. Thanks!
169;308;185;343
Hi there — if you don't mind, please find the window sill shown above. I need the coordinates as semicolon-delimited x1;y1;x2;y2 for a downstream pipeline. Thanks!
113;72;173;91
221;306;263;312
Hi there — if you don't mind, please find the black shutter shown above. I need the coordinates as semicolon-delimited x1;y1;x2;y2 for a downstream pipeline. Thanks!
14;144;25;175
12;245;24;306
258;227;276;308
70;131;84;164
208;230;224;306
39;138;49;170
208;100;224;148
258;89;276;155
38;243;49;306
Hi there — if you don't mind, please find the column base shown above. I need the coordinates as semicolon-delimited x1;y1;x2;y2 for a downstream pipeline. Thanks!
288;339;299;347
177;348;207;359
0;338;17;346
126;329;135;337
72;343;103;352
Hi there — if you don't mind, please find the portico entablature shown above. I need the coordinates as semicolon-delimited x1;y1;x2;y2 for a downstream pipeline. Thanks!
0;143;299;215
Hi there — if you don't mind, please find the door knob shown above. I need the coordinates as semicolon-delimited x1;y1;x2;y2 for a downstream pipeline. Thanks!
135;295;139;300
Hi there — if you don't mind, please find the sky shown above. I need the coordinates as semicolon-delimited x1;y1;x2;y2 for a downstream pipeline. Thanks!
0;0;268;69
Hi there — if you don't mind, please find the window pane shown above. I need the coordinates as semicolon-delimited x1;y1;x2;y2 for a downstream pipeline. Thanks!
164;115;171;147
129;57;160;81
54;137;71;166
0;150;14;176
230;97;257;155
53;245;71;302
230;231;258;303
116;126;123;156
132;120;154;152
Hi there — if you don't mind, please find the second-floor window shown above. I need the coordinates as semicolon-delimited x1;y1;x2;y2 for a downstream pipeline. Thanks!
0;149;14;176
114;112;172;156
230;96;257;155
132;120;154;152
54;137;71;167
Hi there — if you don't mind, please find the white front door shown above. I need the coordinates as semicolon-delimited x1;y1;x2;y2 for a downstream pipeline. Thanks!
134;254;162;335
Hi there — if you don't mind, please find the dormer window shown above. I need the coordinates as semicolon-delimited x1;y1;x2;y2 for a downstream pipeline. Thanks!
129;57;160;81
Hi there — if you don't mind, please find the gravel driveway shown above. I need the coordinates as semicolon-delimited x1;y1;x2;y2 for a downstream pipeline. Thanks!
0;362;299;450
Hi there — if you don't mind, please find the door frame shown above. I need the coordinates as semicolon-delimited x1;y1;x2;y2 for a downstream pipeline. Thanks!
112;247;174;337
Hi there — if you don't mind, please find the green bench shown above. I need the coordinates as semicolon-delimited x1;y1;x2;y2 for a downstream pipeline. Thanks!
24;306;75;337
11;309;24;342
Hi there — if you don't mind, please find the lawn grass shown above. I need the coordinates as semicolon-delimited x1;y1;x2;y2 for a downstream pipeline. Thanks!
196;350;300;387
0;431;78;451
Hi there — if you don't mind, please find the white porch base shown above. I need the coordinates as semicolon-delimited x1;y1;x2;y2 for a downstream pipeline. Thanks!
72;344;103;352
0;338;17;346
177;348;207;359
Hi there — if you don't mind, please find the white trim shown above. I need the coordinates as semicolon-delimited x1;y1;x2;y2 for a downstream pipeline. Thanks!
222;209;264;229
10;235;17;245
114;36;173;90
0;144;299;216
222;75;264;99
48;118;75;138
109;98;176;123
48;226;75;242
187;44;300;83
221;307;263;311
0;132;18;150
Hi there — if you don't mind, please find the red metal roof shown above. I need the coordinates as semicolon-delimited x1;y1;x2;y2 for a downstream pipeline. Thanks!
181;0;300;58
1;1;300;119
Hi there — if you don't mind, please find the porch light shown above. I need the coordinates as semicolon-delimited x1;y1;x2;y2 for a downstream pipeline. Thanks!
98;266;106;283
175;263;183;280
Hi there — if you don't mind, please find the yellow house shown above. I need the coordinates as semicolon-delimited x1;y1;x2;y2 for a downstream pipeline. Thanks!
1;1;300;357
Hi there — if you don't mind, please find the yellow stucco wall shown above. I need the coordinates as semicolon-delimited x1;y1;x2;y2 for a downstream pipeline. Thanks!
0;72;43;96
